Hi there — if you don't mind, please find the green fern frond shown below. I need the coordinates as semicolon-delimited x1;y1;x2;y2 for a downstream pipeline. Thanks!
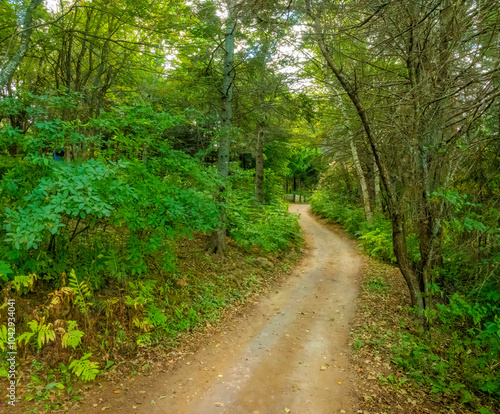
0;325;8;351
17;319;55;350
69;353;100;381
62;321;85;349
69;270;92;313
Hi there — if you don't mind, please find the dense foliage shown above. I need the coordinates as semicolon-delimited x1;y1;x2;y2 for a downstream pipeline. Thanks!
0;2;314;406
1;0;498;411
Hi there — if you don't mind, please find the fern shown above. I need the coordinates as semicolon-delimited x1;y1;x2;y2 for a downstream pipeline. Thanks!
132;316;153;332
146;304;168;328
69;353;100;381
61;321;84;349
69;270;92;313
0;325;8;351
18;319;56;349
17;330;35;348
11;273;38;295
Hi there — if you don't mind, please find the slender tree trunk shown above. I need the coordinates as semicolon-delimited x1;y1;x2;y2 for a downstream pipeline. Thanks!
350;137;372;224
293;176;297;203
64;141;71;163
208;2;236;255
0;0;44;90
373;160;381;210
254;121;265;204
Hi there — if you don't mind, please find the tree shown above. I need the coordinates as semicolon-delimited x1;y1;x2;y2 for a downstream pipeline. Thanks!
0;0;44;90
302;0;500;314
207;0;237;255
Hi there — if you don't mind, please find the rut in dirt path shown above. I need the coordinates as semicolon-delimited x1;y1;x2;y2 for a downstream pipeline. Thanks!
144;204;362;414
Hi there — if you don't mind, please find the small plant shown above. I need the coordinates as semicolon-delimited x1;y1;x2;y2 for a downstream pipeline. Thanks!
24;373;65;404
68;353;100;381
61;321;85;349
10;273;38;295
363;276;390;294
379;375;409;388
353;338;364;351
0;325;9;351
18;318;56;350
69;270;92;314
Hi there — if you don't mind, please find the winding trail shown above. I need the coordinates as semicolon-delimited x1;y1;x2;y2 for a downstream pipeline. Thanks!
142;204;362;414
75;205;362;414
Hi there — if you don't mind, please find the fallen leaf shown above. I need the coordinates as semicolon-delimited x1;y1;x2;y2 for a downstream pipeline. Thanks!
285;408;291;413
320;366;327;371
114;390;121;394
102;408;110;411
215;402;224;407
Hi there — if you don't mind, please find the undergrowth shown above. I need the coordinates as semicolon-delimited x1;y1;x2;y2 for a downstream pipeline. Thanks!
312;189;500;412
0;154;303;410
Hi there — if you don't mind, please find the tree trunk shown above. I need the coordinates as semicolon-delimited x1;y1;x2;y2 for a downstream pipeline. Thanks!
350;137;372;224
0;0;44;90
293;176;297;203
373;160;381;210
207;2;236;255
254;121;265;204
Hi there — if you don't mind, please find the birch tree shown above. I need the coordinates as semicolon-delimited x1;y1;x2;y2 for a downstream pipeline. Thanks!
0;0;44;90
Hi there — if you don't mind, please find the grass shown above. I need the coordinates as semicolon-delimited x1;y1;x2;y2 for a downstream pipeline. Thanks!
363;274;391;294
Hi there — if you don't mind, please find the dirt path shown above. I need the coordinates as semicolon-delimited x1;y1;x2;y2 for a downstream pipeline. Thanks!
135;204;362;414
75;205;362;414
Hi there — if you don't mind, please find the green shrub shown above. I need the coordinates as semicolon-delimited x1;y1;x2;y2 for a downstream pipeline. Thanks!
227;167;302;252
359;222;396;263
0;155;219;288
390;287;500;406
311;189;420;263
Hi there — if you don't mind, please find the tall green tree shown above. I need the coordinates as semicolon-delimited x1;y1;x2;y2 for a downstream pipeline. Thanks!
302;0;500;314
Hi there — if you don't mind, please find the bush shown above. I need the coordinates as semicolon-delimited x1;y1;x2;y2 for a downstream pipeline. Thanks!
0;154;219;288
227;167;301;252
391;288;500;406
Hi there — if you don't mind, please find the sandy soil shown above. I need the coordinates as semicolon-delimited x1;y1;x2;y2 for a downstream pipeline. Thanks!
76;204;363;414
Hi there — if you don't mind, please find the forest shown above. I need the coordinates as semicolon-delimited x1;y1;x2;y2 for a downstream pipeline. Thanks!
0;0;499;413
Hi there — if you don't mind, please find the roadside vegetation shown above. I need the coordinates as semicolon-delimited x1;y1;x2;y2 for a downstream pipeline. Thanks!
312;164;500;413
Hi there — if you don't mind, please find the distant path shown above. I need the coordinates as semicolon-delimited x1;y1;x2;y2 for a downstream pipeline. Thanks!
76;205;362;414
